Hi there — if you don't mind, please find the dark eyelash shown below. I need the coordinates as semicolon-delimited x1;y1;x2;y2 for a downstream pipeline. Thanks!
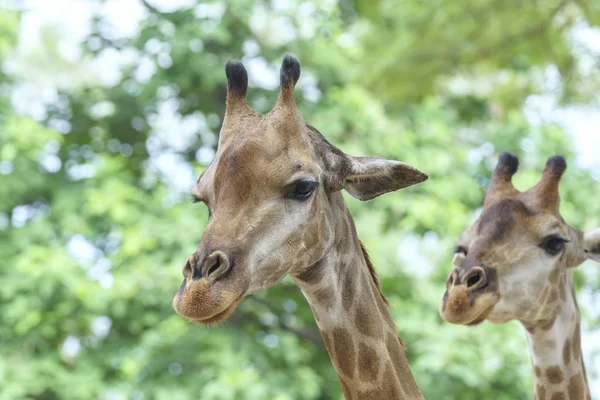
455;246;468;254
550;235;569;243
190;194;201;203
285;180;318;200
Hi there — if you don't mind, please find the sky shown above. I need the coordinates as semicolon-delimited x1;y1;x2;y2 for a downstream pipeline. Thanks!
5;0;600;396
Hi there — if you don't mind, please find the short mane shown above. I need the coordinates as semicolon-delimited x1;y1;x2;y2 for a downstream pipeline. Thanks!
360;241;390;306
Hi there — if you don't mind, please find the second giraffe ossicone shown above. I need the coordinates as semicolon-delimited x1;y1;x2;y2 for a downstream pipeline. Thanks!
173;55;428;399
440;152;600;400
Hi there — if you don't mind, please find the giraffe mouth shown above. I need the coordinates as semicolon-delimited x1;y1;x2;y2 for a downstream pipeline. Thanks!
172;274;249;325
465;304;495;326
439;287;499;326
191;295;244;326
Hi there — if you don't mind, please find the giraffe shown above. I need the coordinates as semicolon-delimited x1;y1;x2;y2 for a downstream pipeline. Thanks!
172;55;428;399
439;152;600;400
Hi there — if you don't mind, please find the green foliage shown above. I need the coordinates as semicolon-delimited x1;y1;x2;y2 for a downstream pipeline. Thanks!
1;1;599;399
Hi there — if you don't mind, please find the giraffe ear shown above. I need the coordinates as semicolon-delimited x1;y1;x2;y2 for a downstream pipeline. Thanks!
343;157;428;201
584;228;600;262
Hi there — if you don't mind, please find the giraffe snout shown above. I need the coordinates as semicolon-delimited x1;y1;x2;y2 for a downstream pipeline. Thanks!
441;264;499;325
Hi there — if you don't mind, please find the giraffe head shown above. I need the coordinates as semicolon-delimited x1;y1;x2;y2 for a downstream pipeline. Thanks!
173;55;428;325
439;153;600;326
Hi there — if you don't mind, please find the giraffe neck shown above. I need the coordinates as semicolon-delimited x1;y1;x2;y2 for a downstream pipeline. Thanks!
524;272;590;400
293;192;422;400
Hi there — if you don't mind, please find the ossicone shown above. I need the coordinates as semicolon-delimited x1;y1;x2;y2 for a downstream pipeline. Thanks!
277;54;301;105
280;54;301;88
485;152;520;207
495;152;519;178
527;155;567;210
225;59;248;107
543;155;567;178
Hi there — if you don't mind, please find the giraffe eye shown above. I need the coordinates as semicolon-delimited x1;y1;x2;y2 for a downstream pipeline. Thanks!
541;236;568;256
287;180;318;200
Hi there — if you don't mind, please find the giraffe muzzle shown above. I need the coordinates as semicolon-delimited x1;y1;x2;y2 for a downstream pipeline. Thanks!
439;264;499;325
173;250;249;325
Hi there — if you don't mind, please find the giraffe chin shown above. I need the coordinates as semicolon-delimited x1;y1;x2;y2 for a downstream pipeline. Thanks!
464;305;494;326
174;292;245;326
439;286;499;326
172;276;248;326
191;297;244;326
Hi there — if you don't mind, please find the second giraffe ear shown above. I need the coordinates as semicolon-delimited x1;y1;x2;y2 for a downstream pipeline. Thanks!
343;157;428;201
584;228;600;262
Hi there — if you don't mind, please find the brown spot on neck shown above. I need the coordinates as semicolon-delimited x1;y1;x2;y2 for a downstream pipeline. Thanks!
314;285;334;307
546;365;564;384
540;317;556;331
573;322;582;361
386;332;412;385
295;263;326;284
358;342;380;381
332;327;355;378
321;330;333;352
355;304;382;338
563;339;571;365
339;379;352;399
342;268;357;311
536;384;546;400
568;373;585;399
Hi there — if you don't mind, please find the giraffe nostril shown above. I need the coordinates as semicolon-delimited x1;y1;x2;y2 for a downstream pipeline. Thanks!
446;270;458;288
467;272;482;288
203;251;231;281
206;260;221;277
182;256;194;279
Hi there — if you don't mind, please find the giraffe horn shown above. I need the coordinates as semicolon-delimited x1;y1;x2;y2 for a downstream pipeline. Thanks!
528;155;566;210
275;54;301;107
224;59;249;113
484;152;520;208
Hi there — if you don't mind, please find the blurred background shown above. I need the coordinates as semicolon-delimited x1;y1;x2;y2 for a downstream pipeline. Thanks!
1;0;600;399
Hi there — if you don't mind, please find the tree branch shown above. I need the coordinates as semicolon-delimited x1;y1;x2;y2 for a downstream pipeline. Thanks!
139;0;166;16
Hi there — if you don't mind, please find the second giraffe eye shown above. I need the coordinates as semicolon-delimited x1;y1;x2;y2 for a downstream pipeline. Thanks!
287;181;318;200
540;236;568;256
